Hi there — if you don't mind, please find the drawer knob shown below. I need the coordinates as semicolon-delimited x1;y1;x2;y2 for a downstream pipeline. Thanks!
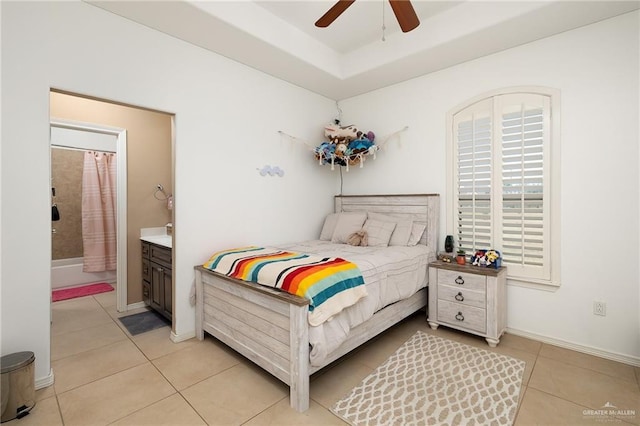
455;276;465;285
455;292;464;302
455;312;465;321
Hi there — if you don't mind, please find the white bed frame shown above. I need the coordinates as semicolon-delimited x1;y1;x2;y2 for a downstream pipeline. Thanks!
195;194;439;412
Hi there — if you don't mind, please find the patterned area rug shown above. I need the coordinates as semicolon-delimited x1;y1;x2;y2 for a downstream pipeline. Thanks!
331;331;525;426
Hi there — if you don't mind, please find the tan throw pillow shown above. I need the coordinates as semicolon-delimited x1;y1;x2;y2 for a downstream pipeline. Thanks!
362;219;396;247
407;223;427;246
331;212;367;244
367;212;413;246
319;213;339;241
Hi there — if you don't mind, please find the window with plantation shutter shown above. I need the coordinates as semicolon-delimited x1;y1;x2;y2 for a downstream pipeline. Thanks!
447;88;559;287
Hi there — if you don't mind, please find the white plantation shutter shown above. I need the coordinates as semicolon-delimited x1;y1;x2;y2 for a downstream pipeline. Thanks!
452;92;552;282
498;94;550;279
454;99;493;255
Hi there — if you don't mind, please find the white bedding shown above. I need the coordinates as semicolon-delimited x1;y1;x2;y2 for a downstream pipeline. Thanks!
276;240;433;366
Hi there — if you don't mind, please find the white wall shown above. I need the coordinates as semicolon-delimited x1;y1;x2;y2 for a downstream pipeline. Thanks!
0;1;337;383
339;11;640;362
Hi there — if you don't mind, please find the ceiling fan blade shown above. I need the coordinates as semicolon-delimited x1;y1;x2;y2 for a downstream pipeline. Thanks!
388;0;420;33
315;0;356;28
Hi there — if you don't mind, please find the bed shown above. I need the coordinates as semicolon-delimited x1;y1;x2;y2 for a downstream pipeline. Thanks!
195;194;439;412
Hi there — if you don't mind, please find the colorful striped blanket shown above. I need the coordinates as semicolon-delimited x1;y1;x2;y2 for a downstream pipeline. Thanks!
202;246;368;326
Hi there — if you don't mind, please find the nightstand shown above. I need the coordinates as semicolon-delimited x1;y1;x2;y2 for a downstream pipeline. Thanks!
428;261;507;347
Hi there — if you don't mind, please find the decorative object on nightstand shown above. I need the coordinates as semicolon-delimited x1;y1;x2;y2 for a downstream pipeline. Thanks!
428;261;507;347
456;249;466;265
471;249;502;268
444;235;454;253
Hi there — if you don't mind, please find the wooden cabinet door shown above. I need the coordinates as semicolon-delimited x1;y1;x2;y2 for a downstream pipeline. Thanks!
150;263;164;313
162;268;172;319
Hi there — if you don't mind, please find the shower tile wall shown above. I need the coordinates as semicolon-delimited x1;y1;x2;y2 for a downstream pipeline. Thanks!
52;148;84;260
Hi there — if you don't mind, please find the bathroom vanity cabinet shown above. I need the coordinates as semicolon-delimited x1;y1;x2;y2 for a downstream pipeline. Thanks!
141;241;172;321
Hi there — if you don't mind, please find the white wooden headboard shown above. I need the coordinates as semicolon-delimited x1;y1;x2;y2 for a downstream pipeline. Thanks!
334;194;440;251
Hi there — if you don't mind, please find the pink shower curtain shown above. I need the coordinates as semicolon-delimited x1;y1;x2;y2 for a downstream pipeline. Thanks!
82;151;117;272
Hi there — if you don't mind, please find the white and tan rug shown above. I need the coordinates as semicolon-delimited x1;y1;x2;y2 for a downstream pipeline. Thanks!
331;331;525;426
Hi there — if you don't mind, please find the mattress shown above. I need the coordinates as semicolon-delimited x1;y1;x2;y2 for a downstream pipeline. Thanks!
275;240;432;366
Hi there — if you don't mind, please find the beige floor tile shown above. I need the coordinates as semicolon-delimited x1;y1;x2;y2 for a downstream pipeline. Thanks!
499;332;542;355
310;357;373;409
529;357;640;421
52;339;147;393
244;397;347;426
35;385;56;401
51;297;112;336
636;367;640;387
92;286;116;308
515;387;604;425
51;322;127;361
131;327;198;360
57;363;175;426
383;311;431;340
540;344;638;385
182;363;287;425
517;385;527;410
110;394;206;426
152;336;241;390
347;333;406;370
3;396;62;426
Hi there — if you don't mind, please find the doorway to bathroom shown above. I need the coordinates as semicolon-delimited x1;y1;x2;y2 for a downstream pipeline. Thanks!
50;90;174;315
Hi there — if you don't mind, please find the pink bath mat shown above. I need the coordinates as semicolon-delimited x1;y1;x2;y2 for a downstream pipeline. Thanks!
52;283;114;302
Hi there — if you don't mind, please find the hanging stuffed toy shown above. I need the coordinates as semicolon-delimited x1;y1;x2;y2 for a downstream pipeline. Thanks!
315;121;377;171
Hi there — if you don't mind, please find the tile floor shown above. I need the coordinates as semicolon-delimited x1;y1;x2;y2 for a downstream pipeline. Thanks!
9;287;639;425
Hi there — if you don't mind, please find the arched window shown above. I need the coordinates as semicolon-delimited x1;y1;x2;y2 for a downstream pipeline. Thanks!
446;87;560;287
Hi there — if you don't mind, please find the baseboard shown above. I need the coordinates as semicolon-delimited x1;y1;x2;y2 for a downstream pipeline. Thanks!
171;330;195;343
507;327;640;367
35;369;54;390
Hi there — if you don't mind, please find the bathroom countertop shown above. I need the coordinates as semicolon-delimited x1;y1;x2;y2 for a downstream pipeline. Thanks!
140;226;172;248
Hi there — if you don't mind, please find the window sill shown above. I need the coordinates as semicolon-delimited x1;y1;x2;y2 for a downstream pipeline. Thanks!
507;275;560;292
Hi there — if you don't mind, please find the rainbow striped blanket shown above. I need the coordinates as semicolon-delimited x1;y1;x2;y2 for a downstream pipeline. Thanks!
203;246;368;326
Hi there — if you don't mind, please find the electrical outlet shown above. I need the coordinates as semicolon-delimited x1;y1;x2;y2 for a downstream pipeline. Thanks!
593;301;606;316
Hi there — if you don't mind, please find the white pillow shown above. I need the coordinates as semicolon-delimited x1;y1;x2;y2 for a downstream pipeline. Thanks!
319;213;339;241
331;212;367;244
363;219;396;247
407;223;426;246
367;212;413;246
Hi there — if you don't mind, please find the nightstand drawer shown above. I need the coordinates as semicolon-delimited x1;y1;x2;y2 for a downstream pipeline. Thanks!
437;269;486;292
438;284;485;309
437;300;486;333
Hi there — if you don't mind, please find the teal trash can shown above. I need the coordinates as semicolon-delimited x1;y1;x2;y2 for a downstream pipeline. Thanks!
1;352;35;422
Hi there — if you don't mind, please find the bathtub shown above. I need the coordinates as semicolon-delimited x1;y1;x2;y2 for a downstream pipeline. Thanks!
51;257;116;289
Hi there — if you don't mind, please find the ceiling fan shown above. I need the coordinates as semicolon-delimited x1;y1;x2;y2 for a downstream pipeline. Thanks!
315;0;420;33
